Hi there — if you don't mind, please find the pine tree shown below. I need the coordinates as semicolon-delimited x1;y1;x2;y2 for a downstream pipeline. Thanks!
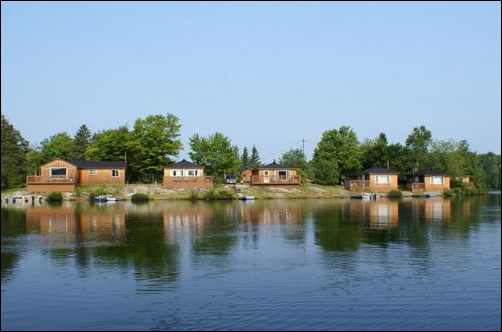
241;146;249;169
249;145;261;168
73;124;92;160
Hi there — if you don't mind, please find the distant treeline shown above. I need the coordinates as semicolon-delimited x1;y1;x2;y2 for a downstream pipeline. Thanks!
1;114;500;190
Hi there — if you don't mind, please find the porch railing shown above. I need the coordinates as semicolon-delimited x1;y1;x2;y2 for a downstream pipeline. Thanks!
26;176;75;184
250;175;300;185
409;183;425;191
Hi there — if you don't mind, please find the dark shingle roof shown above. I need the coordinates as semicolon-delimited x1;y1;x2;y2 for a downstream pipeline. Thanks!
364;167;399;175
258;161;295;170
416;170;450;176
68;160;127;169
164;159;203;169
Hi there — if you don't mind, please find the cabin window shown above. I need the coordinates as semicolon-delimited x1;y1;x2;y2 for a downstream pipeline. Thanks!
50;167;67;177
188;170;195;176
172;170;177;176
278;170;288;180
431;176;443;185
375;175;390;184
89;169;97;176
112;169;119;177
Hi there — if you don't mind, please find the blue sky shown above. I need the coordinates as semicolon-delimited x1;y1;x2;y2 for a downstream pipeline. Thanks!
2;2;500;161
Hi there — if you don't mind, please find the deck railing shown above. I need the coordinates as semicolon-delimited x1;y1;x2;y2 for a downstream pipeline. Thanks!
409;183;425;191
250;175;300;185
345;180;370;191
26;176;75;184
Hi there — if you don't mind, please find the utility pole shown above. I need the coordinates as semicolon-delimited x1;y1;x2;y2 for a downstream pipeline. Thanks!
302;138;305;156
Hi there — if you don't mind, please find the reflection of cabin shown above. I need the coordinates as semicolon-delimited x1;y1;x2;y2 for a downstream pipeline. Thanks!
424;199;451;221
369;200;399;228
345;168;399;192
409;171;450;192
163;159;213;189
26;206;126;241
241;161;300;185
26;159;126;192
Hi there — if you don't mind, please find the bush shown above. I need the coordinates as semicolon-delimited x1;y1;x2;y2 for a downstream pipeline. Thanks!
131;193;150;203
387;190;402;198
46;192;63;204
202;187;237;200
88;187;107;203
189;189;202;201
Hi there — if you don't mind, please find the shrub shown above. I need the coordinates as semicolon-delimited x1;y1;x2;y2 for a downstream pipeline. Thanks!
203;187;237;200
189;189;202;201
131;193;150;203
387;190;402;198
88;187;108;203
46;192;63;204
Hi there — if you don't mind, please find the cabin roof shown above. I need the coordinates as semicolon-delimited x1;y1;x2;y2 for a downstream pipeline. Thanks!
68;160;127;169
164;159;203;169
415;170;450;176
243;161;296;170
364;167;399;175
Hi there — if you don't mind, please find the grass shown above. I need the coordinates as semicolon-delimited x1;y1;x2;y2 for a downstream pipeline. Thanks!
131;193;150;203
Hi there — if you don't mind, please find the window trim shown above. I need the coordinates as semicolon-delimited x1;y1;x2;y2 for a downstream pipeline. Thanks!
49;167;67;177
89;169;97;176
112;169;120;177
375;175;390;184
431;176;443;185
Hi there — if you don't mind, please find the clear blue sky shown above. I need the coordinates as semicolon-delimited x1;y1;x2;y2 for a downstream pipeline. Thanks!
2;2;500;161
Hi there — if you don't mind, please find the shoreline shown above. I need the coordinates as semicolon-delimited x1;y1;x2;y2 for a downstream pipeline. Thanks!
1;184;494;205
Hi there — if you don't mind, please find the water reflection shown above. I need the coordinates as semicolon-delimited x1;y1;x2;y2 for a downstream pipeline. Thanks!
1;197;495;284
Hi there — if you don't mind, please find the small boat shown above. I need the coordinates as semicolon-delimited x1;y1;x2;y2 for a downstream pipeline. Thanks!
351;192;377;200
95;195;119;203
240;195;255;200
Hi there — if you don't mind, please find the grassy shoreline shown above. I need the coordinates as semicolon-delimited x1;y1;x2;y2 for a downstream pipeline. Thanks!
1;184;493;202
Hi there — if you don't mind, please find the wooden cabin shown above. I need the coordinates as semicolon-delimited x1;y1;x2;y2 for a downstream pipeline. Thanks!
163;159;213;189
26;159;126;192
409;170;450;192
458;175;475;187
241;161;300;185
345;168;399;193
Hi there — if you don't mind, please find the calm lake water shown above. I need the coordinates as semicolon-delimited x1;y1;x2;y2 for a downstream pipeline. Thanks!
1;196;500;331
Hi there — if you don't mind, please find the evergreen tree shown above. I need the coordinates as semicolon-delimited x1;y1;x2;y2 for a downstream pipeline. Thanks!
249;146;261;168
72;124;92;160
241;146;250;169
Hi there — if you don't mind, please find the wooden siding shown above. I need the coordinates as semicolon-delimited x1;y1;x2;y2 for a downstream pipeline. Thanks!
26;183;76;192
79;168;125;185
248;169;300;185
345;174;398;192
163;176;213;189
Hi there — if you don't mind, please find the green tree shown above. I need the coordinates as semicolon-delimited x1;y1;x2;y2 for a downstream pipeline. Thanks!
479;152;501;189
85;126;131;161
249;145;261;168
189;132;241;182
311;126;362;185
39;132;75;163
360;132;390;169
241;146;250;169
72;124;92;160
280;148;308;170
25;147;43;176
405;125;432;173
128;114;183;182
1;115;28;189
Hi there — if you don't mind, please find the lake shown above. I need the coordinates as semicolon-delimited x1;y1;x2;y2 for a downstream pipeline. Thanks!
1;196;500;331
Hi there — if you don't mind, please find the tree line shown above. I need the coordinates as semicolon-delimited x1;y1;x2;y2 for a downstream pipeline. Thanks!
1;114;501;190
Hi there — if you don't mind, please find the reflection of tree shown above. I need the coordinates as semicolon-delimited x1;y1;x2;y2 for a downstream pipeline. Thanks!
92;211;179;283
312;203;362;252
1;208;27;283
191;202;239;257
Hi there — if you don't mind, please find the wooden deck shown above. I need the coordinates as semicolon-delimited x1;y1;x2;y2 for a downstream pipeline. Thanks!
26;176;76;184
250;175;300;185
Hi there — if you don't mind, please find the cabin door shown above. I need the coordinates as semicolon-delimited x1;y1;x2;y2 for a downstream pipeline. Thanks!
263;171;269;184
